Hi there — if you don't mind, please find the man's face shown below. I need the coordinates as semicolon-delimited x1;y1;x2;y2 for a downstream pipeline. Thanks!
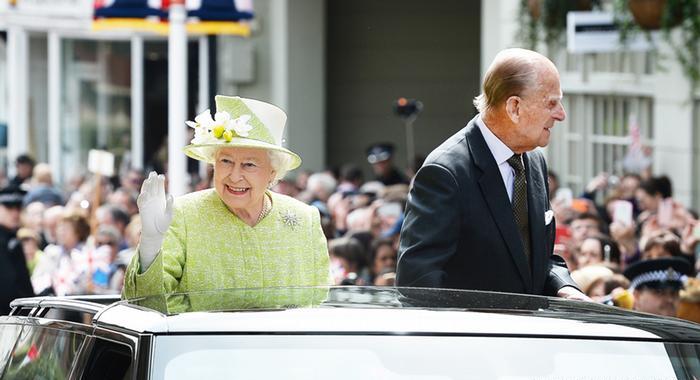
570;218;599;243
636;189;660;212
0;203;22;230
16;163;33;179
577;238;603;268
634;287;679;317
372;160;391;176
619;176;640;199
512;67;566;152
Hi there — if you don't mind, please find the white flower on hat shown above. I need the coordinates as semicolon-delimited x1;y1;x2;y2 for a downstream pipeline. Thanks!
186;110;219;145
228;114;253;137
186;110;254;144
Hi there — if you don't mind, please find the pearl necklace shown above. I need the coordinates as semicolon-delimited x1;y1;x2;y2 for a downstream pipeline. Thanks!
254;194;272;226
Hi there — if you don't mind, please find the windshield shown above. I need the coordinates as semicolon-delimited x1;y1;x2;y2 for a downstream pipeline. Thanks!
151;335;700;380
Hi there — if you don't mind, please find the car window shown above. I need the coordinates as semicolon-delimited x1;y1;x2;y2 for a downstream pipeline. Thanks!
0;326;86;380
80;338;132;380
0;325;23;376
151;335;700;379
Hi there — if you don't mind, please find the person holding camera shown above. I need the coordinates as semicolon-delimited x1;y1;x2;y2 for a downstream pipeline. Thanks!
397;48;586;299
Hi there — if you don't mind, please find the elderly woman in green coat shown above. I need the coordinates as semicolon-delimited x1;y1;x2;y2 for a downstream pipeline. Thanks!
123;96;330;312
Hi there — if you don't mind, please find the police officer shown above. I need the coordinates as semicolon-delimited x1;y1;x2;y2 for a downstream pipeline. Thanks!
366;143;408;186
0;187;33;315
624;257;693;317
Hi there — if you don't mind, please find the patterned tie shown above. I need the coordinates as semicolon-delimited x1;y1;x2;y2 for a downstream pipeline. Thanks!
507;154;531;265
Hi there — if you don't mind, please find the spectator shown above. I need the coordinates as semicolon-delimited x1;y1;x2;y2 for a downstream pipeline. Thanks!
636;176;669;216
42;205;65;245
31;212;102;296
337;164;364;193
116;216;140;271
571;265;614;299
95;204;131;250
575;233;621;270
9;154;35;190
640;230;683;260
569;213;603;245
17;227;43;275
108;188;139;217
366;143;408;186
369;238;397;286
120;168;145;194
91;225;125;294
329;236;367;285
23;163;64;207
21;201;48;249
677;278;700;323
304;172;337;205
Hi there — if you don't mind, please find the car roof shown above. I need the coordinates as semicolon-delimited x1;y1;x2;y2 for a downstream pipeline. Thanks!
82;287;700;342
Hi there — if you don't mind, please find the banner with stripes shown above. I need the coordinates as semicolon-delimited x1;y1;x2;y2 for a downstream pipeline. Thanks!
93;0;254;36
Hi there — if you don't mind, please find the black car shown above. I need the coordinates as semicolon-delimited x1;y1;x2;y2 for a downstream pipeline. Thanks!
1;287;699;379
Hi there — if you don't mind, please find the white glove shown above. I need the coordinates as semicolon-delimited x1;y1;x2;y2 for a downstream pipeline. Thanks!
137;172;174;271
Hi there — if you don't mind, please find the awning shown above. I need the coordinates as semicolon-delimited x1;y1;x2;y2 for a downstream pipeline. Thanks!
92;0;254;36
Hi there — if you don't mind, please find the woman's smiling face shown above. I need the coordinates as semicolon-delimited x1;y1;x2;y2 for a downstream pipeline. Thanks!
214;147;275;215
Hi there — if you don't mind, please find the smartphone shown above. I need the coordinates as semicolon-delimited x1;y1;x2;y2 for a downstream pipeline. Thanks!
612;200;634;226
657;198;673;227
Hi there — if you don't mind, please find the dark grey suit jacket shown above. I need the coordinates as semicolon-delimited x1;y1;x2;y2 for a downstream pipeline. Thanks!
396;117;577;296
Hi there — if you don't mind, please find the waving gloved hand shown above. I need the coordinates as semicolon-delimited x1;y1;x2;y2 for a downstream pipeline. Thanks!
137;172;174;270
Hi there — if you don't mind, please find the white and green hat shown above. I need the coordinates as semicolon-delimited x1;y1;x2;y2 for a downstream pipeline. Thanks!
183;95;301;171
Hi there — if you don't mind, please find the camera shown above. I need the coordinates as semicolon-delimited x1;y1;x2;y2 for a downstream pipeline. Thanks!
394;98;423;119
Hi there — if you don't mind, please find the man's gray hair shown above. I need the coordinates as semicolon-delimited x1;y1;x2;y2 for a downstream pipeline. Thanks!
473;48;542;115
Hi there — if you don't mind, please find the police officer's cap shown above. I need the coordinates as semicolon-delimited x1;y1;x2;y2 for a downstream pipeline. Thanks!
366;143;394;164
0;186;26;208
624;257;693;291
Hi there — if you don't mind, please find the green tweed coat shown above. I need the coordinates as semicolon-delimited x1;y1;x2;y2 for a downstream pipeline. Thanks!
123;189;330;312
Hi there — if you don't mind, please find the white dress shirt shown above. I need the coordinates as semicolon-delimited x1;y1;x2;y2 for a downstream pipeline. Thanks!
475;116;519;202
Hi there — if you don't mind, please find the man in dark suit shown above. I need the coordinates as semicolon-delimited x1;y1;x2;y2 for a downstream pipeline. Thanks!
397;48;587;299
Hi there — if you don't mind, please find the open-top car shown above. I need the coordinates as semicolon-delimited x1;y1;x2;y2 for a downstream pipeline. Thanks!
1;287;700;379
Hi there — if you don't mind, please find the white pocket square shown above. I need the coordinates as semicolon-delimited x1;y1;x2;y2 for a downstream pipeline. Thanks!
544;210;554;225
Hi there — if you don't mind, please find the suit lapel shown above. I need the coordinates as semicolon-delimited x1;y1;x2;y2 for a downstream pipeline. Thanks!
524;152;546;293
466;124;533;290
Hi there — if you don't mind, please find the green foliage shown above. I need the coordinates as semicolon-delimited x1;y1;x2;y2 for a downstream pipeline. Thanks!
614;0;700;90
518;0;603;49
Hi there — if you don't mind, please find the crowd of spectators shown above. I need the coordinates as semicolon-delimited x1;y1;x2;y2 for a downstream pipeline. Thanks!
2;147;700;323
549;170;700;321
